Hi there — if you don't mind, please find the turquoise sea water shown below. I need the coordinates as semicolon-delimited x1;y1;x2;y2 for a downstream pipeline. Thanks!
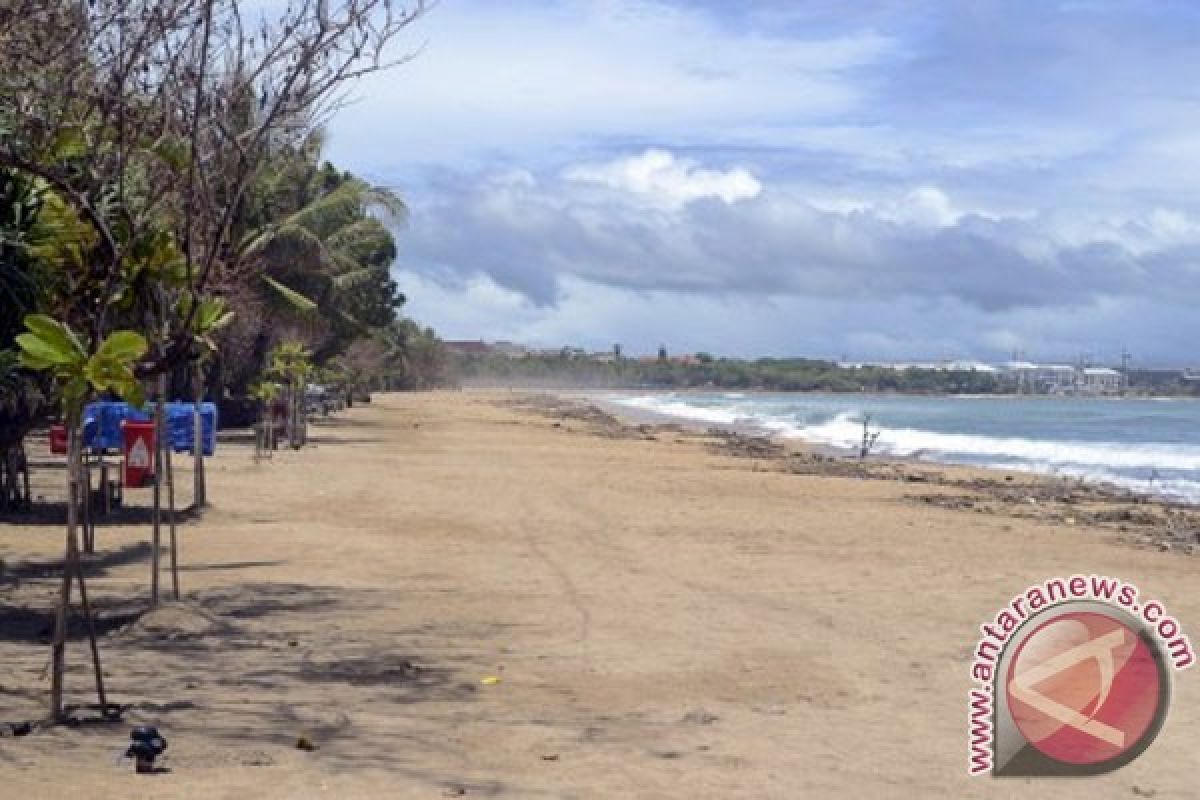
608;392;1200;503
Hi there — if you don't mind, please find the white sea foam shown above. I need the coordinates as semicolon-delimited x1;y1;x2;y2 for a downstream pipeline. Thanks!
797;411;1200;471
611;394;1200;503
616;395;751;427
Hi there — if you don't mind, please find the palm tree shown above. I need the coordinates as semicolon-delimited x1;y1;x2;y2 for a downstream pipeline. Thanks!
213;146;407;403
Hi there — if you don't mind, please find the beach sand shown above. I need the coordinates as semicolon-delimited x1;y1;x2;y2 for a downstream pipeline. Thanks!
0;390;1196;798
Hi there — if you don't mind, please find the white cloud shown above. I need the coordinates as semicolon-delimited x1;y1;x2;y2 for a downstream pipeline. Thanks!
398;149;1200;317
877;187;960;228
563;149;761;210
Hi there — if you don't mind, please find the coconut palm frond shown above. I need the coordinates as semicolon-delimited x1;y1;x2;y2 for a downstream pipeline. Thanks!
261;274;318;313
326;217;396;265
237;225;277;260
362;185;407;223
284;180;368;240
332;307;368;335
330;267;381;291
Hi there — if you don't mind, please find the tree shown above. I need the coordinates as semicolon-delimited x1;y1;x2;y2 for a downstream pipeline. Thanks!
0;0;426;377
337;337;389;398
16;316;146;720
376;319;451;390
0;0;429;721
267;341;313;449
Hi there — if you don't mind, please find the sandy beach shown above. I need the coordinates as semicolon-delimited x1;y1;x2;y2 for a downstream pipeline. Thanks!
0;390;1196;798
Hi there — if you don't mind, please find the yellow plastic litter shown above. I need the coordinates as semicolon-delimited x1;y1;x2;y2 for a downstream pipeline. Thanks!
480;676;502;685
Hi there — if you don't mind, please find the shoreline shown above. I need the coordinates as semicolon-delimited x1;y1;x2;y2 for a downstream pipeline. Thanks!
572;388;1199;508
503;391;1200;555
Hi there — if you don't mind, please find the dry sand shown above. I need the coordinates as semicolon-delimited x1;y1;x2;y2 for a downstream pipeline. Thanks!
0;390;1196;798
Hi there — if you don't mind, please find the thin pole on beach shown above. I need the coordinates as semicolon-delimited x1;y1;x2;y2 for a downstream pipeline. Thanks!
48;413;79;717
72;540;108;711
151;377;164;606
193;365;206;507
166;442;179;601
80;456;92;553
265;398;275;457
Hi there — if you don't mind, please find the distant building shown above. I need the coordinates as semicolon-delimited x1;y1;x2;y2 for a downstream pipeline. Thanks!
1080;367;1122;394
491;341;529;358
839;360;996;373
1034;364;1078;394
444;340;492;356
944;360;998;373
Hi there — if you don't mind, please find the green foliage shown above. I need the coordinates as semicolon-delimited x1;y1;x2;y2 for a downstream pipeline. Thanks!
178;294;236;358
249;381;281;401
261;274;318;313
267;340;313;384
369;319;451;390
15;314;147;411
0;170;49;345
237;145;406;351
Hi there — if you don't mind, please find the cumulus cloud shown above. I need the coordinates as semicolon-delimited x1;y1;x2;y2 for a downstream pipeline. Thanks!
398;149;1200;316
563;149;761;210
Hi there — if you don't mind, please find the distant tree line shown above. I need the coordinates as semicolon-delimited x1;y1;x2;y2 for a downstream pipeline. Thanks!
453;353;1200;396
451;353;1006;393
1125;369;1200;397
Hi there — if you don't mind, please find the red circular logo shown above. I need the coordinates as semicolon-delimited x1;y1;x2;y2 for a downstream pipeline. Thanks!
1005;611;1162;765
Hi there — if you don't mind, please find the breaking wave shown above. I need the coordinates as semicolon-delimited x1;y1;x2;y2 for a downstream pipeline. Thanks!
611;394;1200;503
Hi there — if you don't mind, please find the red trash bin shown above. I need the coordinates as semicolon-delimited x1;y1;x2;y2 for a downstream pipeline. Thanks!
121;421;156;488
49;424;68;455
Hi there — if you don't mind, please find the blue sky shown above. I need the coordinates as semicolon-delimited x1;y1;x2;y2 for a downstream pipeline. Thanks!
322;0;1200;364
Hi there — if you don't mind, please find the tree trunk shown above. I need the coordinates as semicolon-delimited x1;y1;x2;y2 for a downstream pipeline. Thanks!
49;411;81;720
289;382;302;449
265;400;274;456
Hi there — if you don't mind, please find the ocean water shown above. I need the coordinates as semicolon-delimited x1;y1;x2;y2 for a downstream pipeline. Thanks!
607;392;1200;504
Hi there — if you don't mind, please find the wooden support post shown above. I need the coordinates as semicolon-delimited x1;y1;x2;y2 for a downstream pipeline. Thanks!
151;384;164;606
81;458;92;554
19;443;29;509
71;533;107;712
166;443;179;601
193;366;206;507
50;413;80;720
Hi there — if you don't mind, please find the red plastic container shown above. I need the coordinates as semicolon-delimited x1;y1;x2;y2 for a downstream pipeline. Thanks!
49;424;68;455
121;421;156;488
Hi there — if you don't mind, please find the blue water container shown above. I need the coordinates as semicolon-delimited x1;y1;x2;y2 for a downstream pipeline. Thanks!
82;402;151;452
81;400;216;455
164;402;218;456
